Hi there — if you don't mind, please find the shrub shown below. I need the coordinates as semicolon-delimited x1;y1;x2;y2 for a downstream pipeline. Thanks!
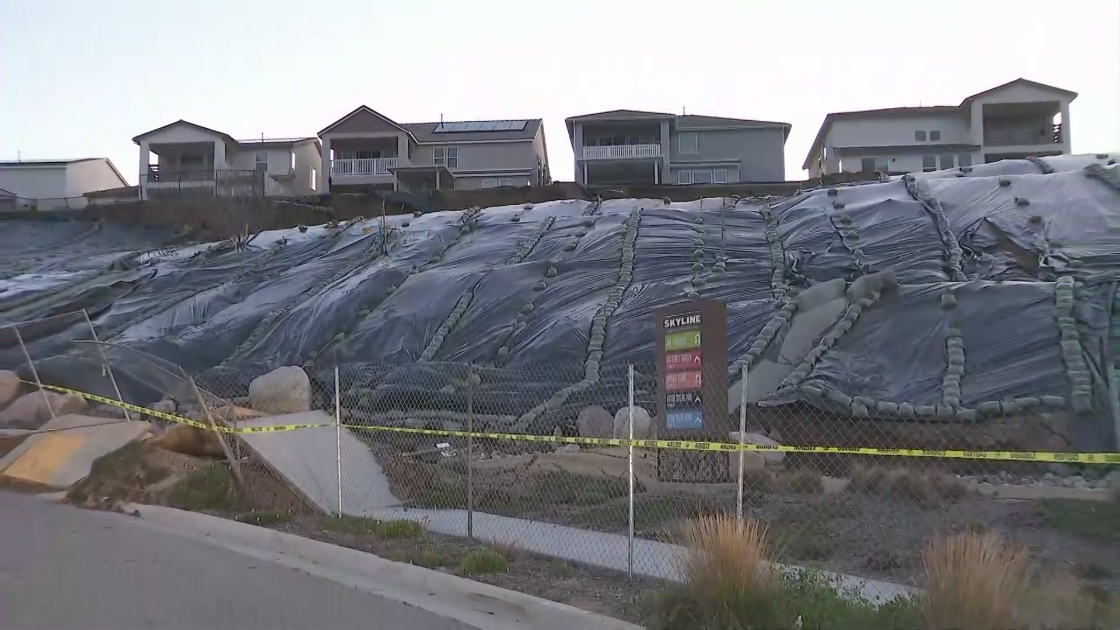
320;516;424;539
848;464;888;493
920;532;1032;630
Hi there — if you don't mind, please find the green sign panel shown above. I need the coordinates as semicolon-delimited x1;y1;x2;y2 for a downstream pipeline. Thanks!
665;330;701;351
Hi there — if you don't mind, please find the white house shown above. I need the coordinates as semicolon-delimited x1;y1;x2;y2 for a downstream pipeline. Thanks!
0;158;129;211
133;120;322;200
802;78;1076;177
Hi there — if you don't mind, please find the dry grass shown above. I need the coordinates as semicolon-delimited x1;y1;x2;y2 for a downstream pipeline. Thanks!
848;464;889;493
920;532;1033;630
780;470;825;494
849;465;969;506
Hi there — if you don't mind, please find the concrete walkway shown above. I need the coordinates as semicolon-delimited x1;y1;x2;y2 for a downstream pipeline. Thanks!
239;412;916;606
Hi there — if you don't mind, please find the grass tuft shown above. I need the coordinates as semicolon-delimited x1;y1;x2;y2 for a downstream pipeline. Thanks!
166;463;242;512
458;548;508;575
320;516;424;539
233;509;292;526
920;532;1032;630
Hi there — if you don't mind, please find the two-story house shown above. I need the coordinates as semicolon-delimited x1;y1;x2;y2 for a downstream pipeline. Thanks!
133;120;322;200
564;109;791;187
318;106;550;194
802;78;1076;177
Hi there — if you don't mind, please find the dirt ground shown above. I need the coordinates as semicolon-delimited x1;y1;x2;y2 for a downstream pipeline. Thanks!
269;514;660;624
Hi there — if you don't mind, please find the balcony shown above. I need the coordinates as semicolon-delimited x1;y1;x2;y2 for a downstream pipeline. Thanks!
984;123;1063;147
331;157;398;177
582;144;662;160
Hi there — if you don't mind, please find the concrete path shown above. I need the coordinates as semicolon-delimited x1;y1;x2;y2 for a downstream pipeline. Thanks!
0;414;151;488
234;414;916;605
1;491;641;630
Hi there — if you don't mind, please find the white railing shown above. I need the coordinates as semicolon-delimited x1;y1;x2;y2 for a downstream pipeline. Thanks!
582;144;662;160
331;158;398;177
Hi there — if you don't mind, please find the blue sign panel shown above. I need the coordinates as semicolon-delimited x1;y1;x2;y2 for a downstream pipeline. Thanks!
666;410;703;430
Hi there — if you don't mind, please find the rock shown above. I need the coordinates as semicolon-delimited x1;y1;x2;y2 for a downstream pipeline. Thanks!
0;370;20;407
612;406;652;439
491;451;502;460
248;366;311;414
728;431;785;464
150;398;177;415
576;405;613;438
555;444;581;454
1069;475;1088;489
0;391;88;429
730;451;766;479
148;423;225;458
1047;463;1075;477
441;420;463;433
1105;470;1120;491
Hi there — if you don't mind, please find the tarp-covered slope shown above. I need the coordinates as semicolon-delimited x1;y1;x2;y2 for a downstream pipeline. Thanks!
1;155;1118;447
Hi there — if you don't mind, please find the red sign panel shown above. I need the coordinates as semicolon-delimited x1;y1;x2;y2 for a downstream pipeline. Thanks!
665;370;702;392
665;350;702;372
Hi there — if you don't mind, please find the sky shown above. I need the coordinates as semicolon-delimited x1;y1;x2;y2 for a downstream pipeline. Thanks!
1;0;1117;185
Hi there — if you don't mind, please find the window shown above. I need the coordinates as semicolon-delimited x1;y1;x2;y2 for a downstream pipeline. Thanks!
922;156;937;172
939;154;955;169
712;168;728;184
498;178;515;187
290;151;296;170
677;170;693;185
482;179;498;188
860;158;877;173
958;153;973;167
355;150;381;160
915;130;927;142
434;147;458;168
255;152;268;172
678;133;698;154
310;167;317;191
692;170;712;184
929;130;941;141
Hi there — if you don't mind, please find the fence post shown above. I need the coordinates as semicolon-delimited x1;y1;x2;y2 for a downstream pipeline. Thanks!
467;364;475;540
335;364;343;517
737;373;747;522
13;326;56;421
627;363;635;580
81;309;132;422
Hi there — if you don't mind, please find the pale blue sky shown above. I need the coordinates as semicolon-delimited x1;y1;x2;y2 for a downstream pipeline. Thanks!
2;0;1117;185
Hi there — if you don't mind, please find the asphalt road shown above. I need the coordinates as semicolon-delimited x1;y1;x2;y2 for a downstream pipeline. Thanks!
0;492;474;630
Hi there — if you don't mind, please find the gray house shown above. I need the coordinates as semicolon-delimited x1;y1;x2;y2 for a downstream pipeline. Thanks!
319;106;551;194
565;109;791;187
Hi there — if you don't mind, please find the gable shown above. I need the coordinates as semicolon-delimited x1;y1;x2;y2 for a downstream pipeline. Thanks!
133;120;234;145
320;107;407;136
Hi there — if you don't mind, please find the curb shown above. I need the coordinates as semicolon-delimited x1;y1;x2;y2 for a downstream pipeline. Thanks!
114;500;644;630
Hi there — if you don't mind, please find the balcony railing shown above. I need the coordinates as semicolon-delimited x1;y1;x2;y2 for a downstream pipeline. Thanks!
331;157;398;177
141;169;281;198
984;123;1063;147
582;144;662;160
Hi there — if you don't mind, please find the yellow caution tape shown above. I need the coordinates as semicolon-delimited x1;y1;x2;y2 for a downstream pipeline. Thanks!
28;382;1120;465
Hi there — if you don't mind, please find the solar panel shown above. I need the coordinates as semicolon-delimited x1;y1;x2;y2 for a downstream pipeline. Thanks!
431;120;530;133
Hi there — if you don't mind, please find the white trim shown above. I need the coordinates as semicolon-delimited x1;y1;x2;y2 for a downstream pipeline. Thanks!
712;168;727;184
676;125;789;132
671;159;741;166
677;170;693;185
482;179;498;188
453;168;532;175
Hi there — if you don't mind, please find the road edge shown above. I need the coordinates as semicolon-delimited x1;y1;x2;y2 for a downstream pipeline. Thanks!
90;498;644;630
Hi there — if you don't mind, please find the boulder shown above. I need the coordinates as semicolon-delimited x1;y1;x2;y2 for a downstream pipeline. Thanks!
148;423;225;458
613;405;652;439
730;450;767;479
0;391;88;429
248;366;312;414
729;431;786;464
0;370;20;407
576;405;613;438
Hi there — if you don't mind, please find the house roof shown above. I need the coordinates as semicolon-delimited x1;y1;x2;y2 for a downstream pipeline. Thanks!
400;119;542;143
564;109;792;146
236;137;321;150
319;105;542;144
0;157;128;188
132;120;238;146
84;185;139;198
801;78;1079;170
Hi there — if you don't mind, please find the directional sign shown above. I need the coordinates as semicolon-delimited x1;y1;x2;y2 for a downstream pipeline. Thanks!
665;330;701;352
665;350;702;371
666;410;703;430
665;370;702;392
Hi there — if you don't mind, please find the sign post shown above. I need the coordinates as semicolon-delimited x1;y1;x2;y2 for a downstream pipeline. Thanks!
654;298;729;483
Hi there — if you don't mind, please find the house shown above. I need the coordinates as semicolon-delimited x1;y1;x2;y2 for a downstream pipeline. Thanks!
0;158;129;211
564;109;791;187
802;78;1077;177
133;120;322;200
318;106;550;194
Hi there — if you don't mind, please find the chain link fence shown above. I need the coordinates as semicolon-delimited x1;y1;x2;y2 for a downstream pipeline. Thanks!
2;327;1118;607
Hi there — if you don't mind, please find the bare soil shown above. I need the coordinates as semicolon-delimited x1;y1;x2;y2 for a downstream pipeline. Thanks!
269;514;660;624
